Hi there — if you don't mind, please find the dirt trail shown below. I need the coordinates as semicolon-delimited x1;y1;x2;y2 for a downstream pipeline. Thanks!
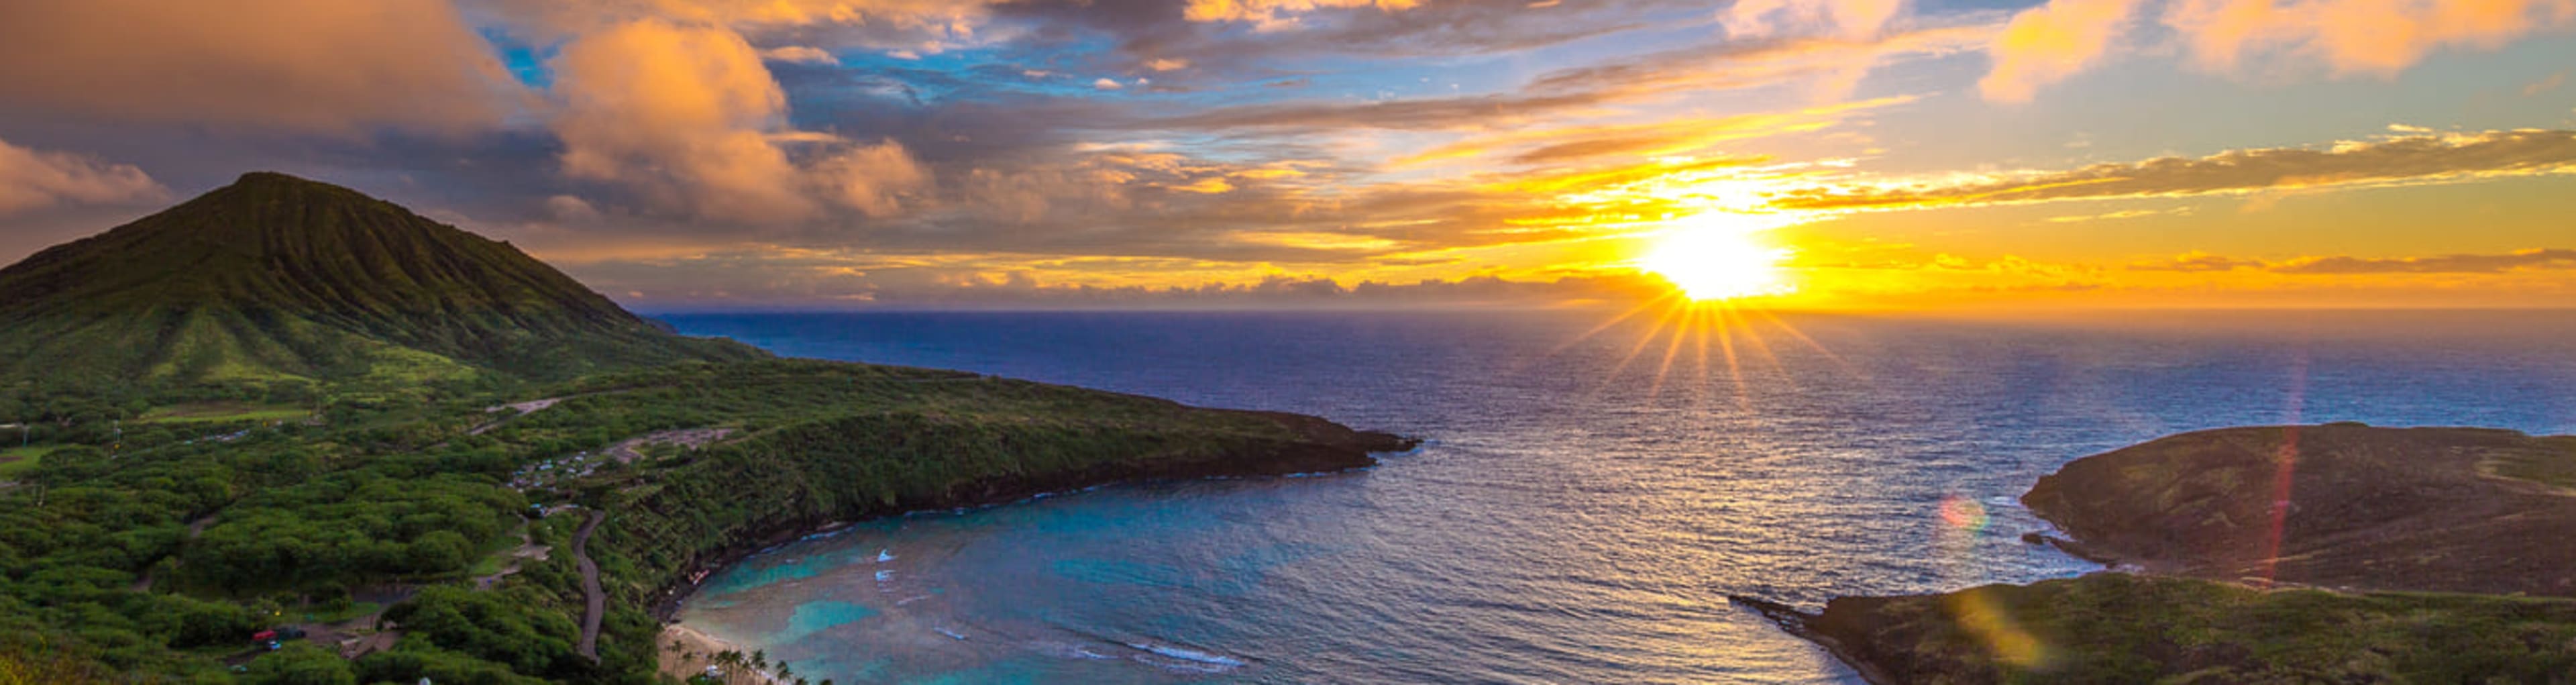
474;525;552;590
573;510;606;662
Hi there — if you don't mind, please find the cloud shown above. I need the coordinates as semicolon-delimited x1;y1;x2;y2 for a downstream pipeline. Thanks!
2046;206;2192;223
0;0;524;135
1982;0;2576;100
545;195;606;223
2526;72;2567;97
813;139;933;217
548;19;931;224
1183;0;1424;29
551;19;815;223
1093;77;1128;90
2273;248;2576;274
761;46;840;64
479;0;994;54
1979;0;2143;103
2126;250;2259;271
0;138;167;215
1770;129;2576;210
1148;30;1974;135
2121;248;2576;274
1723;0;1913;40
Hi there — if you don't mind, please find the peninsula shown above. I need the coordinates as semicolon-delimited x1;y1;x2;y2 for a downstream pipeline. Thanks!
0;172;1414;684
1739;424;2576;684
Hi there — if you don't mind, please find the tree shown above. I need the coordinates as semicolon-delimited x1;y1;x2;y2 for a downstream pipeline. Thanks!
241;643;357;685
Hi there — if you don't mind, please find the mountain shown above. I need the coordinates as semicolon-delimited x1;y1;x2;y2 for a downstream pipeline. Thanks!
0;172;761;388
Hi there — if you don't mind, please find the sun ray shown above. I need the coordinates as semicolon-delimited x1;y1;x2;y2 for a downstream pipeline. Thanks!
1649;301;1695;399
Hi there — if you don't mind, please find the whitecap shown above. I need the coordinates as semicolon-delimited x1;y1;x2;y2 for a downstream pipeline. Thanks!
1123;641;1247;669
936;628;969;641
876;549;896;562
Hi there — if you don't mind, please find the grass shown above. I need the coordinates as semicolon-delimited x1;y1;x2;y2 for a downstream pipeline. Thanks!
1826;573;2576;684
2480;436;2576;491
136;402;309;425
0;443;65;478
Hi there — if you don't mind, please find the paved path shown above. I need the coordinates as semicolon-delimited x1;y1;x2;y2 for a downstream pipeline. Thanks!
572;510;606;662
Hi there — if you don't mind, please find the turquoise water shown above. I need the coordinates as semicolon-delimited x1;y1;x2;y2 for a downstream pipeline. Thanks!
662;310;2576;684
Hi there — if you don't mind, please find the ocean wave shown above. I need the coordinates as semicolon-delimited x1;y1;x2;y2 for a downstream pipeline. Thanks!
1123;641;1248;670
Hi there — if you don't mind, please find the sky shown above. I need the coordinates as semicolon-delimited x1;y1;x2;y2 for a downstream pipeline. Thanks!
1;0;2571;310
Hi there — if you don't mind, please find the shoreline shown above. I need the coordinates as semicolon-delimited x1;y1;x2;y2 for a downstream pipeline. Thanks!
1736;425;2576;682
657;623;786;685
646;422;1419;623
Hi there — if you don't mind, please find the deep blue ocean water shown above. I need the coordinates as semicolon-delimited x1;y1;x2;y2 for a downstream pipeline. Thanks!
655;309;2576;684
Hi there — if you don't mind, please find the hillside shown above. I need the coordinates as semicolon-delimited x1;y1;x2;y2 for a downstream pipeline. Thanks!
0;172;759;390
2023;424;2576;596
1740;425;2576;684
0;172;1417;684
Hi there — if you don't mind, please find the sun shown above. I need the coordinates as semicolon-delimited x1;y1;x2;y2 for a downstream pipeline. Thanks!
1640;215;1793;301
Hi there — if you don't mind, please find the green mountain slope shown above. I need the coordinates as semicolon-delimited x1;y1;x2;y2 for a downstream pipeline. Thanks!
0;172;759;388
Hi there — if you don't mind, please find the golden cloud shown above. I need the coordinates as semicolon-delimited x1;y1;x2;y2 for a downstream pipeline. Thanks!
1183;0;1422;29
1769;129;2576;211
1980;0;2144;103
550;19;930;224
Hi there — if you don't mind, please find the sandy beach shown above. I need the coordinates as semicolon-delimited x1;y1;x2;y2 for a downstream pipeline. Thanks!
657;623;787;685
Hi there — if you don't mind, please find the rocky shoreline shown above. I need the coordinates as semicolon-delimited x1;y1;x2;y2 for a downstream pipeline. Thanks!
645;411;1417;623
1739;424;2576;683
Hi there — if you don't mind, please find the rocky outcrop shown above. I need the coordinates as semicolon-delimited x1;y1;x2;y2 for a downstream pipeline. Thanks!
2023;424;2576;596
1742;424;2576;684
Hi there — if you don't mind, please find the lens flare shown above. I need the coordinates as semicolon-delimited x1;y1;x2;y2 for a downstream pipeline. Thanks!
1946;588;2049;668
1939;494;1990;533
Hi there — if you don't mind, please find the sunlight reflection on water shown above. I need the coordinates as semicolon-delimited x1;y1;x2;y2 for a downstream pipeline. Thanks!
665;310;2576;684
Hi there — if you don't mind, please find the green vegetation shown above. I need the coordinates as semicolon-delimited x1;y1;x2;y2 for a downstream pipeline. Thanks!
1815;573;2576;684
0;172;760;394
136;403;311;425
0;172;1402;684
2485;435;2576;491
0;443;62;479
0;354;1385;683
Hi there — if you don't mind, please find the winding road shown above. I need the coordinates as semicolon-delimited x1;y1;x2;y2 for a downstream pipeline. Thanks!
572;510;606;663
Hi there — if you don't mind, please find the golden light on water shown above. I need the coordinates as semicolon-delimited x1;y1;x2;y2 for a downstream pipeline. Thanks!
1639;213;1795;302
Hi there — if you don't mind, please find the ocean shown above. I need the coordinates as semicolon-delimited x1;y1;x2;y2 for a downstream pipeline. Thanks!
653;309;2576;684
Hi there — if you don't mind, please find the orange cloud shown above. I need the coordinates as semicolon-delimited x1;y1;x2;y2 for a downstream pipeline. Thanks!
0;138;167;215
0;0;523;135
1770;129;2576;210
2169;0;2576;77
1980;0;2145;103
1183;0;1422;28
486;0;991;50
550;19;930;224
759;46;839;64
1984;0;2576;100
